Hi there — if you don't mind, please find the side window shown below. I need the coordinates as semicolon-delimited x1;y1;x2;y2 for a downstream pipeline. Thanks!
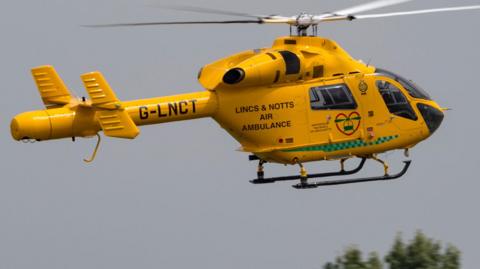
376;80;417;120
310;84;357;110
278;51;300;75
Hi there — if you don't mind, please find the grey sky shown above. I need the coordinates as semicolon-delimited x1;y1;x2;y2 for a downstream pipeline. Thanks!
1;0;479;268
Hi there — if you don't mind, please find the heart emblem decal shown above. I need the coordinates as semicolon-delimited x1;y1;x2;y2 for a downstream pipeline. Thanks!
335;112;361;136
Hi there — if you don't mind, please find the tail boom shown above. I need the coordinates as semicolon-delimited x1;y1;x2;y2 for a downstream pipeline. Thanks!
124;91;217;126
11;67;218;142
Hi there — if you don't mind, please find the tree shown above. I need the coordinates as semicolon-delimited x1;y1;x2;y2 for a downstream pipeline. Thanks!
366;252;383;269
441;244;461;269
385;234;407;269
401;231;442;269
323;231;461;269
322;247;379;269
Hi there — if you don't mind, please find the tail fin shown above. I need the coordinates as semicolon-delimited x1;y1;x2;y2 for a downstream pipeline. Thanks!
81;71;139;139
31;65;73;107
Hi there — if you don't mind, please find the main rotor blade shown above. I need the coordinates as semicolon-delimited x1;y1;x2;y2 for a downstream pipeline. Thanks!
84;20;264;28
354;5;480;19
150;4;265;19
334;0;413;15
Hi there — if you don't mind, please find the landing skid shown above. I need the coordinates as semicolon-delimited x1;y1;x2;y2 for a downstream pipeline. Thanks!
292;160;411;189
249;157;412;189
250;158;367;184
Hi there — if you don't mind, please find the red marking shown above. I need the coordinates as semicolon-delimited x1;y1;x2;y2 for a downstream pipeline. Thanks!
335;111;361;136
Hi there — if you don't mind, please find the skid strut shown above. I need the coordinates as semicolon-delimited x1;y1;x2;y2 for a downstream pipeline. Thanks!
250;158;367;184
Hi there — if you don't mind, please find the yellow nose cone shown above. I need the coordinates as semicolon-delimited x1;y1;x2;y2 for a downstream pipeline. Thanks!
10;110;52;141
10;117;21;140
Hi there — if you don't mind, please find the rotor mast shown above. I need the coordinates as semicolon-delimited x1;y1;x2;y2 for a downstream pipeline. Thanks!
292;13;316;36
288;13;354;36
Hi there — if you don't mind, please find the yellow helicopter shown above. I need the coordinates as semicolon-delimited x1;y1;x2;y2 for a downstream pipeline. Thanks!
10;0;480;188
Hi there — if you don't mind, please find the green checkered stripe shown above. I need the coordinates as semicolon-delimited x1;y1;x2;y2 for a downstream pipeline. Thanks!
284;135;399;153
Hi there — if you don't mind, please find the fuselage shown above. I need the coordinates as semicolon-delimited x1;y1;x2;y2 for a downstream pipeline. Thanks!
11;35;444;165
198;36;444;164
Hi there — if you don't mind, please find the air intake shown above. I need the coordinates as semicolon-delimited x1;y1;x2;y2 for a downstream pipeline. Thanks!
223;68;245;84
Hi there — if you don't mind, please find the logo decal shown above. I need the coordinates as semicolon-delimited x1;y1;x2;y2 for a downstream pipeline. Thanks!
359;80;368;95
335;112;361;136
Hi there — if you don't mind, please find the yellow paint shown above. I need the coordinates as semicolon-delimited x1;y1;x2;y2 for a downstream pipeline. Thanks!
11;36;444;164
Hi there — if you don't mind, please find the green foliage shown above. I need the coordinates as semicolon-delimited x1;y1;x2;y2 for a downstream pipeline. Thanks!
441;244;461;269
385;235;406;269
323;231;461;269
366;252;383;269
322;248;382;269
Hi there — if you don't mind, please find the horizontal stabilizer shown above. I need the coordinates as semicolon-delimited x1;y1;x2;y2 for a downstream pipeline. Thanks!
81;71;121;109
95;109;140;139
81;71;139;139
31;65;72;106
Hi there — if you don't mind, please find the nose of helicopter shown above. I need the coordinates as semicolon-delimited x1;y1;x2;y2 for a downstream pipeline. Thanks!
416;103;444;135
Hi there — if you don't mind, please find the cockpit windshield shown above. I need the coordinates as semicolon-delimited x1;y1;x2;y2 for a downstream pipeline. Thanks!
375;68;431;100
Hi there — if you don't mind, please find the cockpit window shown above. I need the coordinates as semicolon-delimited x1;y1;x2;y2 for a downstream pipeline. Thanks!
376;80;417;120
375;68;431;100
310;84;357;110
278;51;300;75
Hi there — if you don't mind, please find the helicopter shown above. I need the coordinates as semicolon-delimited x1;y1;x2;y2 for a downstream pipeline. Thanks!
9;0;480;189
